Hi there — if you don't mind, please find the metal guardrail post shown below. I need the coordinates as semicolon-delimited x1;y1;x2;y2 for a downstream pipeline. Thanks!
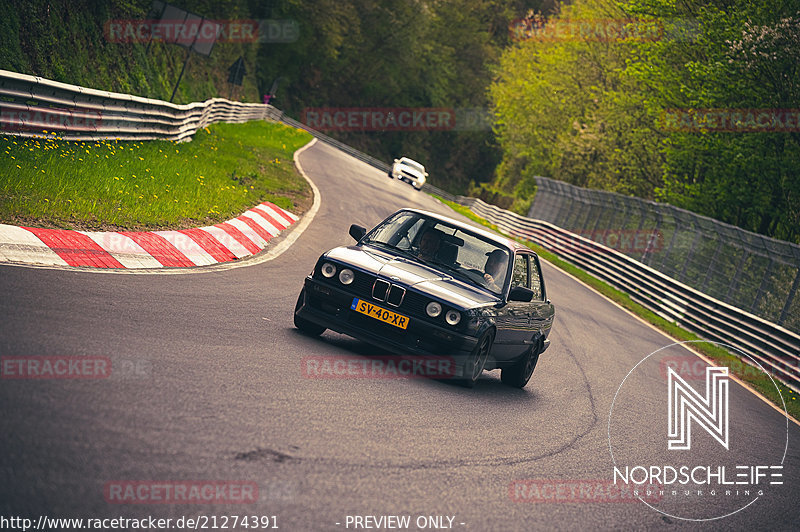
752;260;775;314
779;270;800;326
701;240;725;292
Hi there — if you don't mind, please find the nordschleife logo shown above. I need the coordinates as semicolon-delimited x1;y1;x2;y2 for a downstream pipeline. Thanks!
607;341;789;521
667;366;729;450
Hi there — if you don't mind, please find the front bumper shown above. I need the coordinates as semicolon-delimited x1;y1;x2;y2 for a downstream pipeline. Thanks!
295;277;479;376
392;169;424;187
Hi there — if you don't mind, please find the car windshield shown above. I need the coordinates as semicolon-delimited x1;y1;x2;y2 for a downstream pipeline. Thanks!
400;159;424;172
362;211;510;295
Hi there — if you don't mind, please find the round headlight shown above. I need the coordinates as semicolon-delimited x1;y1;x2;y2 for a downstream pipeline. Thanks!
339;268;354;285
321;262;337;278
445;309;461;326
426;301;442;317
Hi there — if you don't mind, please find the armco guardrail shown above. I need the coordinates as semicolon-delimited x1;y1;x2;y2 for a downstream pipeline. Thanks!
0;69;282;142
461;197;800;393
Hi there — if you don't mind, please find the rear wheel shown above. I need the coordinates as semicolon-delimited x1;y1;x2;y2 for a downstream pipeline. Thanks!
293;289;325;336
459;330;494;388
501;339;541;388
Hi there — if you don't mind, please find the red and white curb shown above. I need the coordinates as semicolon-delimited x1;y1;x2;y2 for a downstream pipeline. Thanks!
0;202;299;269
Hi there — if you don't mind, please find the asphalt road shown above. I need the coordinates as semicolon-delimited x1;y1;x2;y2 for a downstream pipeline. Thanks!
1;140;798;531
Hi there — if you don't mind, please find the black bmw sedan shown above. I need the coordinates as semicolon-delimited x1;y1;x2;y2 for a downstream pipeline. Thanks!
293;208;555;388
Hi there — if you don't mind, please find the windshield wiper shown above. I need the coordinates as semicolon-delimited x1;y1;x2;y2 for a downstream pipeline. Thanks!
363;240;419;261
426;260;475;284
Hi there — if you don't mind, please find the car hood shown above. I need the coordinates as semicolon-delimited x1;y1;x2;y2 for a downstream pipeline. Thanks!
325;245;498;309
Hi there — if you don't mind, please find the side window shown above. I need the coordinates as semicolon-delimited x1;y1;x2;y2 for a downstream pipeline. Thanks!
530;256;544;300
512;254;529;289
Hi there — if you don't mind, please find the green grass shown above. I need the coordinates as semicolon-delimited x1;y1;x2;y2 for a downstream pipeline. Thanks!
0;122;313;230
433;195;800;422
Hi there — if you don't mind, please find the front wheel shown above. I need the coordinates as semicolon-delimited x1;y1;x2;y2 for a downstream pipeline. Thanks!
293;289;325;336
459;330;494;388
501;340;541;388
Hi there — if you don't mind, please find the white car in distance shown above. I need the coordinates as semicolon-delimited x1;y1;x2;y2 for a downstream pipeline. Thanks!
389;157;427;190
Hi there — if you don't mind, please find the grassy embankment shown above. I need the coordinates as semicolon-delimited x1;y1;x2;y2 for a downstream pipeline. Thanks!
435;196;800;422
0;121;312;230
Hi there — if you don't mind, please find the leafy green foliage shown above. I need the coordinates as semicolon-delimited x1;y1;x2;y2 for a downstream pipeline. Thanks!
256;0;551;193
0;0;260;102
490;0;800;243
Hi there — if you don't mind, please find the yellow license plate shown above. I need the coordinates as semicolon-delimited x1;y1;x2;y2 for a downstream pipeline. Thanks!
351;298;409;329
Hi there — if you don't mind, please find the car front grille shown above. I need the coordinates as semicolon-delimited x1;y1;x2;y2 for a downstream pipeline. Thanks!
317;268;449;326
372;278;390;300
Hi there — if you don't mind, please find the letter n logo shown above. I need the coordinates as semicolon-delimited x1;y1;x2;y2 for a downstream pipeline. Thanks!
667;366;729;450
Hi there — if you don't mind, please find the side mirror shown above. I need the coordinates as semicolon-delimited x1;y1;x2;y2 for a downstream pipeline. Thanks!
508;286;534;302
349;224;366;242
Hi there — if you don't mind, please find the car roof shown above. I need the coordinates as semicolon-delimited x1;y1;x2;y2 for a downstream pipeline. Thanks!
397;208;533;253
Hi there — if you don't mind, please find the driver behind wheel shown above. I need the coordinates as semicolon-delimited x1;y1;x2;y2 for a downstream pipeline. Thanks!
416;228;443;262
483;249;508;292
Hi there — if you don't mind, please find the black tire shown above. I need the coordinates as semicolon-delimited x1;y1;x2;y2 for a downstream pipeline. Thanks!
293;289;325;336
501;339;541;388
459;330;494;388
387;171;394;178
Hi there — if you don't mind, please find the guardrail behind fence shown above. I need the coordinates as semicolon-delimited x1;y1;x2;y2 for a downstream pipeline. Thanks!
465;197;800;392
0;69;282;142
530;176;800;335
